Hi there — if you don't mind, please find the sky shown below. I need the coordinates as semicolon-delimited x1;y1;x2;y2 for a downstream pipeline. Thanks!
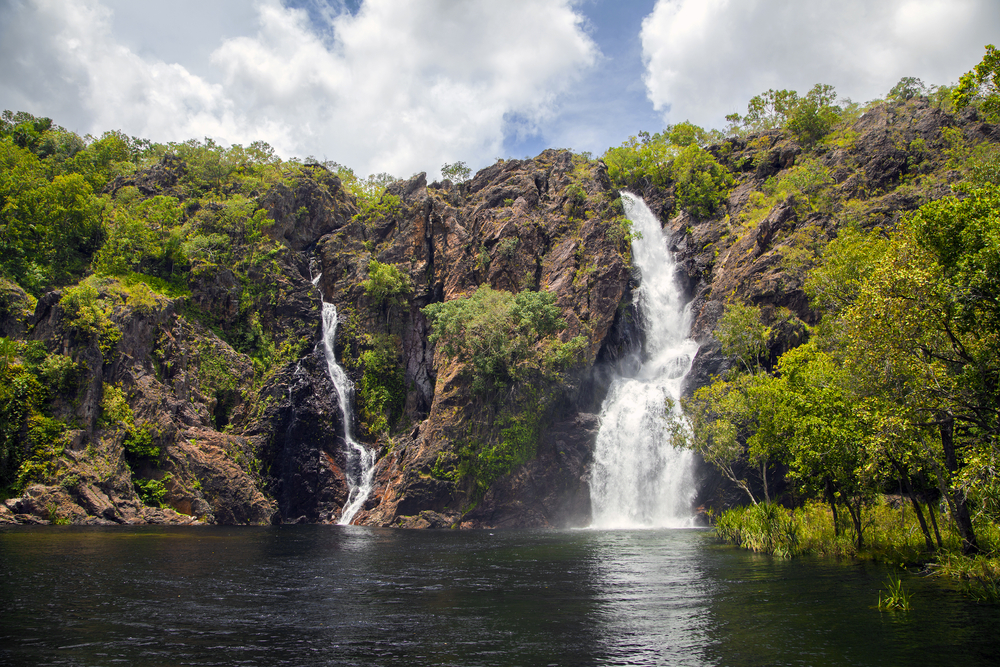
0;0;997;179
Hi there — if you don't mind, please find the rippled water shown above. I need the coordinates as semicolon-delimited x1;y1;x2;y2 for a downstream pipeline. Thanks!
1;527;996;666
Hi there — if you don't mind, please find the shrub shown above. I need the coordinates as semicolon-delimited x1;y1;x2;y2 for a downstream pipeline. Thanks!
715;503;800;557
358;334;405;436
362;260;411;310
670;145;733;218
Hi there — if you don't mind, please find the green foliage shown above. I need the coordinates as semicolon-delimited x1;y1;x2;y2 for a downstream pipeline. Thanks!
0;338;77;492
435;393;548;502
133;474;171;507
0;359;46;489
37;354;79;395
100;382;134;428
358;333;405;436
497;237;519;258
716;303;770;373
563;183;588;218
605;215;640;256
888;77;927;103
715;503;800;557
878;572;913;611
786;84;841;146
736;157;833;234
123;424;159;460
441;161;471;183
424;286;586;499
805;226;890;316
95;189;185;278
423;286;574;395
603;133;675;187
59;281;122;355
740;88;803;131
0;138;103;292
362;260;411;309
953;44;1000;122
670;145;734;218
729;85;841;145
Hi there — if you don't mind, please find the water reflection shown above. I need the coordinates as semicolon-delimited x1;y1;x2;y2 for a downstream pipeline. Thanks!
1;526;997;666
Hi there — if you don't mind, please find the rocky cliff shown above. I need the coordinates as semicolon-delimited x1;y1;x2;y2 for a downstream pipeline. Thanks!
3;97;997;526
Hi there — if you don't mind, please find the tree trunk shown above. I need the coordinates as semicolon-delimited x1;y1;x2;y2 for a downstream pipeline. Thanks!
837;483;864;551
762;461;770;503
927;499;944;549
825;477;840;537
890;458;934;552
939;414;979;555
906;485;934;552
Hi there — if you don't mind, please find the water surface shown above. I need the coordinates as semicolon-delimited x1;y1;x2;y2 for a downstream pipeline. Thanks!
1;526;995;666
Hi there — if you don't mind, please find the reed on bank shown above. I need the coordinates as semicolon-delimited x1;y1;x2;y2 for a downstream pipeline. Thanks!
713;498;1000;601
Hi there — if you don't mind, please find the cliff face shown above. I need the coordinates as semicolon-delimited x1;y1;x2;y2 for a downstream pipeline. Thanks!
313;150;633;528
4;98;997;527
2;150;636;527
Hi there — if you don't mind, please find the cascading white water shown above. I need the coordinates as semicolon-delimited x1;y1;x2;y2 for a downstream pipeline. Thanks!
319;300;376;525
589;193;699;529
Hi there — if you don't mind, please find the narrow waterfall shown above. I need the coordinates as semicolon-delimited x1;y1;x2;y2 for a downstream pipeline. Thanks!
319;301;377;525
589;193;699;529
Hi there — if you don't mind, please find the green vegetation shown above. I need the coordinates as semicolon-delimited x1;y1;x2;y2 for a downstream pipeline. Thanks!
603;127;732;218
423;285;582;396
423;286;587;497
134;474;171;507
878;572;913;611
0;338;75;495
673;47;1000;600
953;44;1000;121
726;83;842;146
441;161;471;183
357;333;405;437
362;260;411;310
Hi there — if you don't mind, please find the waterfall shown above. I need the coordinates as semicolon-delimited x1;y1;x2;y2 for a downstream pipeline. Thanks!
589;193;698;529
318;300;377;525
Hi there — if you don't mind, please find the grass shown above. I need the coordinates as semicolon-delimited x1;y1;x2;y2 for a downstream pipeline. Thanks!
878;571;913;611
714;496;1000;603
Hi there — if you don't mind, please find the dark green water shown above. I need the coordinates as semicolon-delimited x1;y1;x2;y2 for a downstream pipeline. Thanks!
0;526;995;666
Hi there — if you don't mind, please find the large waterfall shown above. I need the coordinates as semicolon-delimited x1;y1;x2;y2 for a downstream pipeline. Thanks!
319;301;376;525
589;193;698;529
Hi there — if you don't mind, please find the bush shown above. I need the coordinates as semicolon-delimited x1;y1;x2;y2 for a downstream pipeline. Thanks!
362;260;411;310
134;474;171;507
423;286;581;396
670;145;733;218
358;334;405;436
715;503;800;557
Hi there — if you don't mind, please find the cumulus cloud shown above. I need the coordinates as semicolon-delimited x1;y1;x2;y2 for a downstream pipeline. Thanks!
0;0;598;177
639;0;1000;129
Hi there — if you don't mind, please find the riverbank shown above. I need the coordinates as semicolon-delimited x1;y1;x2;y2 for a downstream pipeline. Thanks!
714;498;1000;602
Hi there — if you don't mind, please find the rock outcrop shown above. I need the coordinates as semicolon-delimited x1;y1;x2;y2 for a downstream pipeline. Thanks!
4;97;996;526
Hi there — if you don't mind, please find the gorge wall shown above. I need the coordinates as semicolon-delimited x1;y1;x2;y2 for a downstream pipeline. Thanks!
2;96;998;526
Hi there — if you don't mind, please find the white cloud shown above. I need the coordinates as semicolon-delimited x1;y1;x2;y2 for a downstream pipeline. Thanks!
0;0;598;177
639;0;1000;129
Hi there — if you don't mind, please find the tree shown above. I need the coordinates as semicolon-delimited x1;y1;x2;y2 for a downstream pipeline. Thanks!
423;285;578;396
840;186;1000;554
888;77;927;102
716;303;770;373
669;145;733;218
682;371;785;505
953;44;1000;122
773;342;873;549
740;89;801;131
441;161;471;183
786;84;840;146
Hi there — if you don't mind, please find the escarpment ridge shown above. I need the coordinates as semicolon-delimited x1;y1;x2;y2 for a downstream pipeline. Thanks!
2;91;998;527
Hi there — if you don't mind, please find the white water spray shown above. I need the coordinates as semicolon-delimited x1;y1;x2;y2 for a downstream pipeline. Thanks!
318;298;376;525
589;193;698;529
